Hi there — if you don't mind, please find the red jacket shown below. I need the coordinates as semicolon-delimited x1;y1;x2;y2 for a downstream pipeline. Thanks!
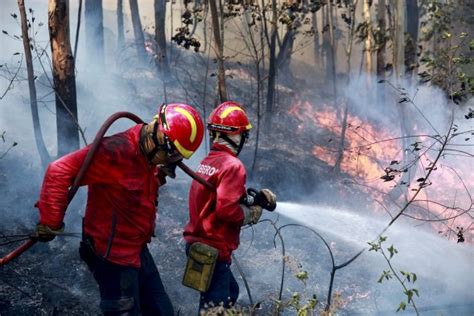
183;143;246;262
37;124;164;268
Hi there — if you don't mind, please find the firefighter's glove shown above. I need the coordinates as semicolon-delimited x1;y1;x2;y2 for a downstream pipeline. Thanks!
242;188;277;211
242;205;263;226
160;161;180;179
33;223;64;242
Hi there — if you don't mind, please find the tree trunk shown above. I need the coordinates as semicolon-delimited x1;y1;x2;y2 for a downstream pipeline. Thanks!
344;0;358;76
117;0;124;49
376;0;386;79
322;2;328;72
363;0;373;75
73;0;82;59
335;0;360;175
327;1;337;97
154;0;170;76
85;0;104;67
335;0;359;174
129;0;147;63
405;0;419;80
265;0;277;118
49;0;80;157
393;0;405;80
376;0;386;103
209;0;227;102
18;0;50;168
276;27;295;84
312;11;320;71
394;0;413;201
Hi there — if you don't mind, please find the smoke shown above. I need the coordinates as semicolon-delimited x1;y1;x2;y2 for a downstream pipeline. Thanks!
280;71;474;236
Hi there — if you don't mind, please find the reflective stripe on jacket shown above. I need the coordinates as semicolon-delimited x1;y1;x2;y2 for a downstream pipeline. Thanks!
183;143;246;262
36;124;163;267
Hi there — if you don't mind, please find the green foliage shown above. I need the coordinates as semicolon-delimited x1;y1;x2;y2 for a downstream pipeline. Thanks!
377;270;393;283
419;0;473;103
295;270;308;282
287;291;318;316
368;236;420;315
278;265;318;316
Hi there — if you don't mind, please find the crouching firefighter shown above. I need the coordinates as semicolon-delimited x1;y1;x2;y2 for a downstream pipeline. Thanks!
182;101;277;312
34;104;204;315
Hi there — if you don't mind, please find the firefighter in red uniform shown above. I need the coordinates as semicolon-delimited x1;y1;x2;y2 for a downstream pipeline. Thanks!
183;101;277;311
34;104;204;315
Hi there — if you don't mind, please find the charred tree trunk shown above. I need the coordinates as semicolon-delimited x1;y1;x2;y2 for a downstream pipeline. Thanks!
312;11;320;71
405;0;419;80
209;0;227;102
154;0;170;76
117;0;124;49
49;0;80;157
265;0;278;120
73;0;82;59
129;0;147;63
18;0;50;168
276;27;295;85
85;0;104;67
327;0;337;97
376;0;386;103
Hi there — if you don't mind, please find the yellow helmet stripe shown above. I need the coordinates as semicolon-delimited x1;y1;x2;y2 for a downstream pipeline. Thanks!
175;107;197;142
219;106;245;119
173;140;194;159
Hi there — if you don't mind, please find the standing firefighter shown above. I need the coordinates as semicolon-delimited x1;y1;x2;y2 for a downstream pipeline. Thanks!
183;101;277;312
35;104;204;315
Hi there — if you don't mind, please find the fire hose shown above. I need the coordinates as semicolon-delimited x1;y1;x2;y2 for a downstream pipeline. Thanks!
0;111;215;266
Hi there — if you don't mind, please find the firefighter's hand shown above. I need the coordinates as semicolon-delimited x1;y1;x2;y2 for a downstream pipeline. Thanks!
33;223;64;242
260;189;277;211
242;205;263;226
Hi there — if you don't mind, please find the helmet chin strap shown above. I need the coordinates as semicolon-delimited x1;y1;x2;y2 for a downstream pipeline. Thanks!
213;132;247;156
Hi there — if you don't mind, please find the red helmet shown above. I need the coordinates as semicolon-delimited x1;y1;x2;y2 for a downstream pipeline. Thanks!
207;101;252;135
156;103;204;159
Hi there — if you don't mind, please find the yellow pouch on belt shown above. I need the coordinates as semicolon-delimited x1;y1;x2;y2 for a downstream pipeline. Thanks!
182;242;218;292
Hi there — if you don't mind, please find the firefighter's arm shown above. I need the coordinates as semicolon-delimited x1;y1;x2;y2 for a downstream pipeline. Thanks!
214;164;246;224
36;148;88;229
36;144;114;229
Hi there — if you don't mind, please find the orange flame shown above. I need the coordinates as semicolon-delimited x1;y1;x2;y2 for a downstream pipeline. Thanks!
288;99;473;242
